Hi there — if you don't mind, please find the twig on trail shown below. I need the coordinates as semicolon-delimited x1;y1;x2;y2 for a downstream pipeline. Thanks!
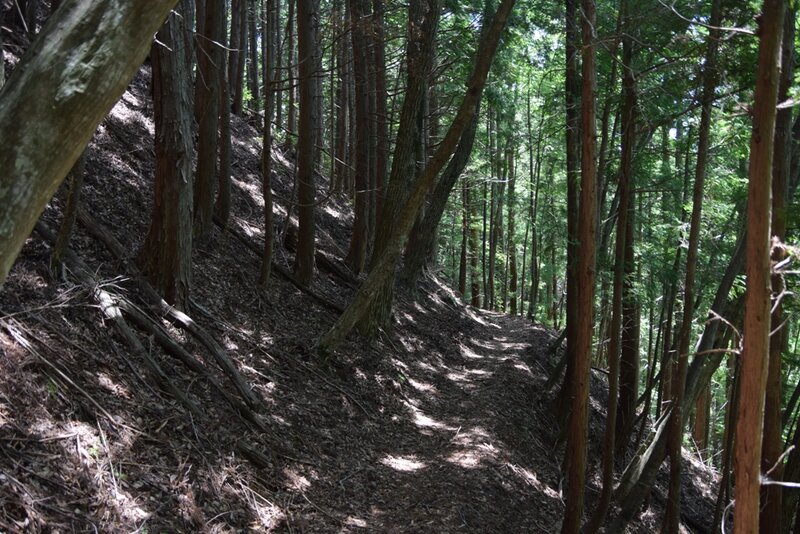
301;492;338;520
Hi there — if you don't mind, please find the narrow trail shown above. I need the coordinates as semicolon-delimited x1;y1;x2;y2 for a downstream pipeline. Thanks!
301;309;565;532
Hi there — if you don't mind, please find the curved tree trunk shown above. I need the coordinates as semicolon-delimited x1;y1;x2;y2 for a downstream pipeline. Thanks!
317;0;516;352
400;109;480;289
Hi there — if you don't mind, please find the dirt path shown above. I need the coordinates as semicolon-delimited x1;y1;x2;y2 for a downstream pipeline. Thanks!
295;309;565;532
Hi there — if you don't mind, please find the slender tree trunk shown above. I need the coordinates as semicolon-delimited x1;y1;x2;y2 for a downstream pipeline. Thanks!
259;0;277;287
51;151;87;275
228;0;243;114
344;0;370;273
561;0;596;530
469;175;481;307
585;6;632;526
733;1;784;531
373;0;388;230
557;0;581;434
507;148;518;315
247;0;259;111
761;10;795;533
400;108;481;289
215;4;233;228
352;0;440;334
333;0;348;192
286;0;297;139
663;1;721;530
194;0;225;239
138;0;194;310
458;175;468;295
292;0;319;285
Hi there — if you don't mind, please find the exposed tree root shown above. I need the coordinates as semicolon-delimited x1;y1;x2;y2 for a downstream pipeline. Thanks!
76;209;262;408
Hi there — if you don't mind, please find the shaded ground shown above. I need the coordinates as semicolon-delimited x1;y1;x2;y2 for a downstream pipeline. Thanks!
0;67;717;532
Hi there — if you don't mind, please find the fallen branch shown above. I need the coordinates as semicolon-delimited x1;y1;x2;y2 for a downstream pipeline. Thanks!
34;220;204;419
77;209;261;409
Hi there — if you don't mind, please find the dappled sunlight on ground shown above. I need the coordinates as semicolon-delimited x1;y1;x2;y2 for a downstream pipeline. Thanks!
380;454;428;472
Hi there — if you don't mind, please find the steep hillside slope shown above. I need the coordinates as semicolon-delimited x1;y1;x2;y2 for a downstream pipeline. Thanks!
0;68;716;532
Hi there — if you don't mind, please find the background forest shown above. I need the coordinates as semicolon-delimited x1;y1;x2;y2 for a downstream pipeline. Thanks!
0;0;798;532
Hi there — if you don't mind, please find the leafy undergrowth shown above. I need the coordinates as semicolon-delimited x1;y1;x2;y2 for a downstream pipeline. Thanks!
0;67;717;532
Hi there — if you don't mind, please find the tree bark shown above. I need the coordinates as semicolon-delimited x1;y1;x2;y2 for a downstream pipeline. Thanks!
292;0;319;285
259;0;277;287
561;0;596;530
733;1;784;531
507;148;518;315
400;109;480;289
215;4;233;228
557;0;581;435
0;0;181;287
138;0;194;310
344;0;371;273
761;9;795;533
193;0;225;239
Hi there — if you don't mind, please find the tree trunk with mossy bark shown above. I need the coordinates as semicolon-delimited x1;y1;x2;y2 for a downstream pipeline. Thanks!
0;0;179;287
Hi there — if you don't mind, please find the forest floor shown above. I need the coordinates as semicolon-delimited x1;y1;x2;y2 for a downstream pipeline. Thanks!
0;66;718;532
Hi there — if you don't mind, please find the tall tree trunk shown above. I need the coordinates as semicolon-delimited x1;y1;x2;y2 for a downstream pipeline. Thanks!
761;9;795;533
585;5;632;526
663;0;721;530
352;0;440;334
247;0;259;111
458;175;468;296
344;0;370;273
557;0;581;434
216;4;233;228
373;0;388;230
228;0;243;114
318;0;516;352
733;0;784;532
138;0;194;310
194;0;225;239
400;108;481;289
286;0;297;139
333;0;348;192
292;0;319;285
507;148;518;315
469;175;481;307
561;0;596;530
259;0;277;287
